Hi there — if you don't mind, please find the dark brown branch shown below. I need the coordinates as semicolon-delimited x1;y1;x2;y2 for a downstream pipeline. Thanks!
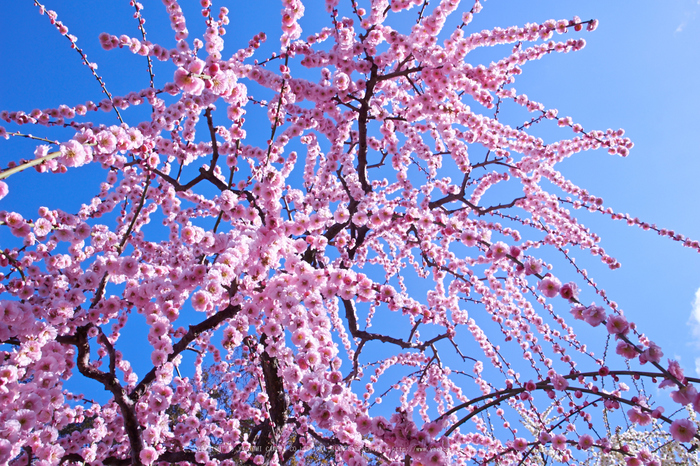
356;59;378;193
470;158;519;171
116;177;150;254
129;302;241;401
259;333;288;431
342;298;448;350
57;324;143;465
377;66;423;83
347;226;369;260
204;108;221;168
429;193;525;216
439;370;700;439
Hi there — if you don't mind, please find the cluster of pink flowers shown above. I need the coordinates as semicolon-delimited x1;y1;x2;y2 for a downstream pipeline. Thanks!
1;0;699;465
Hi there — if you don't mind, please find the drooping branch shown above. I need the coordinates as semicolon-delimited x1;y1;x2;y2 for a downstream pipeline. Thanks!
439;369;700;439
32;0;123;123
342;298;448;351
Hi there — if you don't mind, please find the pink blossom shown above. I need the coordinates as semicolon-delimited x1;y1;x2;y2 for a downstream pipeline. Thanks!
15;409;36;430
558;282;579;302
537;275;562;298
489;241;509;261
0;2;693;463
636;449;654;464
512;437;528;451
570;305;585;320
670;418;697;442
333;72;350;91
140;447;158;465
460;230;478;247
0;439;13;464
33;217;52;237
523;257;543;275
96;130;117;153
615;341;638;359
692;393;700;414
582;304;606;327
627;407;652;426
639;341;663;364
191;290;211;312
509;245;522;258
356;415;372;435
605;314;629;335
551;433;567;450
577;434;594;449
121;257;139;277
551;374;569;391
59;140;87;167
174;68;205;95
419;448;445;465
151;349;168;366
671;384;698;406
423;420;443;438
667;359;687;384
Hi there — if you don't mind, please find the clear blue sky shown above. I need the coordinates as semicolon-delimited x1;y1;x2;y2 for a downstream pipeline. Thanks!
2;0;700;409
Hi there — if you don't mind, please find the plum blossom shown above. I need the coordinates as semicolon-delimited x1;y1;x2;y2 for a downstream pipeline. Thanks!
627;406;652;426
460;230;478;247
523;257;543;275
558;281;579;302
59;140;88;167
639;341;663;364
616;340;638;359
15;409;36;430
667;359;687;385
582;304;606;327
551;434;567;450
669;418;697;442
578;434;594;449
537;275;561;298
605;314;629;335
174;68;205;95
671;384;698;406
191;290;211;312
512;437;528;451
550;373;569;391
33;217;52;237
488;241;509;260
418;448;445;465
0;2;693;464
333;72;350;91
140;446;158;465
0;439;13;465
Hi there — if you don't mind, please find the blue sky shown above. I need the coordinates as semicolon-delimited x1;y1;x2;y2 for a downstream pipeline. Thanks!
2;0;700;421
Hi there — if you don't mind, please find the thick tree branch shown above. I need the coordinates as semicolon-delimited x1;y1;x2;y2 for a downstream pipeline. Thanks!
130;302;241;401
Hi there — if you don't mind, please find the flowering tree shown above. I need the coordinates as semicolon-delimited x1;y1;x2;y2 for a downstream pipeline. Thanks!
1;0;700;465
